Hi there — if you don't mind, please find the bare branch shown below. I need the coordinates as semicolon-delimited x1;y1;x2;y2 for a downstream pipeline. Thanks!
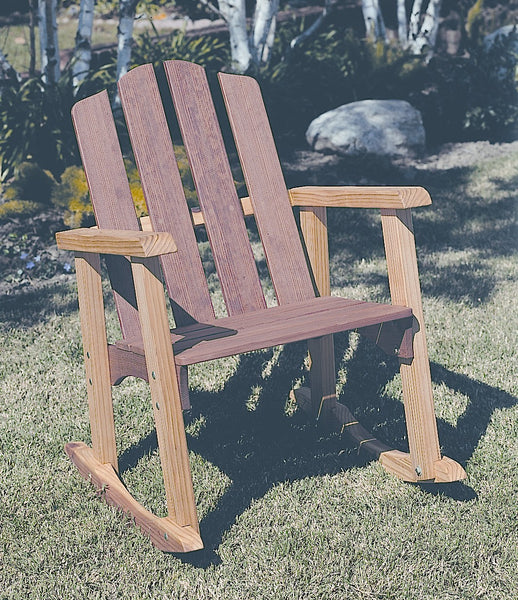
290;0;333;50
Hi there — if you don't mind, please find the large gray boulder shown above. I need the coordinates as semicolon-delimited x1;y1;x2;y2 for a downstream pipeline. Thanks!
306;99;426;158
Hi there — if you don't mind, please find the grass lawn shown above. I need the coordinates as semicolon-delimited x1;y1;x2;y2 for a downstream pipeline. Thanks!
0;10;179;74
0;148;517;599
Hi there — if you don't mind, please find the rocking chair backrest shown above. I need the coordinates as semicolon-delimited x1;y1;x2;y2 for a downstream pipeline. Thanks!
71;90;142;339
72;60;316;335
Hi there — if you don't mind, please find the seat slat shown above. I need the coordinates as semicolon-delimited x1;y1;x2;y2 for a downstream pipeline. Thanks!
118;64;215;326
164;60;266;316
219;72;315;305
116;297;412;365
71;91;141;340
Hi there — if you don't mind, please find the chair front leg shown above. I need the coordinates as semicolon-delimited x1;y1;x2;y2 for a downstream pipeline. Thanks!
74;251;118;470
131;256;199;532
381;208;453;481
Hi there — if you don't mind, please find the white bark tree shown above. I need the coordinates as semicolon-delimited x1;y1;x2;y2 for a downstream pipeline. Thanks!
407;0;442;56
250;0;279;67
361;0;387;42
397;0;408;43
204;0;331;73
72;0;95;90
38;0;60;84
217;0;251;72
397;0;443;56
116;0;140;82
363;0;443;57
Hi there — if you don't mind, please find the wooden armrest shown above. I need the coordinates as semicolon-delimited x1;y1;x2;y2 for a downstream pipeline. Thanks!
55;228;177;257
288;186;431;209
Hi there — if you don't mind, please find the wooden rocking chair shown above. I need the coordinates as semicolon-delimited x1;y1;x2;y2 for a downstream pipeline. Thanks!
56;60;466;552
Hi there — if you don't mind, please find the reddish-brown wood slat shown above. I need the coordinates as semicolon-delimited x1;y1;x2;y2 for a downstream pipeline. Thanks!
71;91;141;340
118;64;214;326
164;60;266;316
218;71;315;305
114;297;412;365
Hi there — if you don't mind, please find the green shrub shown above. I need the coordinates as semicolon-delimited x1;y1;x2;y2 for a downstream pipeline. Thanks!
258;23;426;142
413;31;518;143
131;27;228;72
51;151;197;228
0;65;110;181
3;162;55;205
0;200;42;223
50;165;92;228
259;17;517;145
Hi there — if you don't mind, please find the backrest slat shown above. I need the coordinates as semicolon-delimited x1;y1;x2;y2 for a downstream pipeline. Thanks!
71;91;142;340
118;64;215;326
164;60;266;316
218;72;315;304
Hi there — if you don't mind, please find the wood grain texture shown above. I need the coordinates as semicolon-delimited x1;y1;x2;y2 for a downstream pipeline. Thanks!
289;186;432;209
72;90;142;340
56;228;176;257
117;297;413;366
381;208;442;481
299;206;337;419
164;60;266;316
219;71;315;305
131;257;199;530
65;442;203;552
119;64;215;326
74;252;118;470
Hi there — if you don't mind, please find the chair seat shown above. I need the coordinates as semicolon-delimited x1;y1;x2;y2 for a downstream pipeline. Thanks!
115;296;412;366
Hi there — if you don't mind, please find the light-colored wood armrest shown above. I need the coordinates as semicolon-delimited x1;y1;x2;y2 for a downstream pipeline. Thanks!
55;228;177;257
288;186;431;209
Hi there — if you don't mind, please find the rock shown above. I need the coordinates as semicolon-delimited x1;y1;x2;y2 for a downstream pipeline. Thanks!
306;99;426;159
484;25;518;52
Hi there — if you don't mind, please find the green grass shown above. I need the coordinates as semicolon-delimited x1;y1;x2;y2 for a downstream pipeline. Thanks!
1;150;517;599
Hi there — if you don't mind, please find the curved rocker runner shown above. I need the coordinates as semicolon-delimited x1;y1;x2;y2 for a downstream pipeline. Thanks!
56;60;466;553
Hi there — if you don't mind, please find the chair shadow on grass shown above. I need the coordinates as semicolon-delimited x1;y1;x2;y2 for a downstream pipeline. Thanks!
117;334;517;567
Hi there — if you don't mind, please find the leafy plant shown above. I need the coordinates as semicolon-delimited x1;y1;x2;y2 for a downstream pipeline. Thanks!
0;200;42;223
259;23;425;142
413;30;518;143
131;27;228;71
50;152;197;228
50;164;92;228
3;162;55;205
0;63;111;182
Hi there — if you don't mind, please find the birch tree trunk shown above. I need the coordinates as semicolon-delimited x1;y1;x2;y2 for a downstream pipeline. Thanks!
72;0;95;90
361;0;387;42
29;0;37;77
218;0;251;73
411;0;442;56
408;0;424;45
397;0;408;45
116;0;139;82
38;0;60;84
250;0;279;67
